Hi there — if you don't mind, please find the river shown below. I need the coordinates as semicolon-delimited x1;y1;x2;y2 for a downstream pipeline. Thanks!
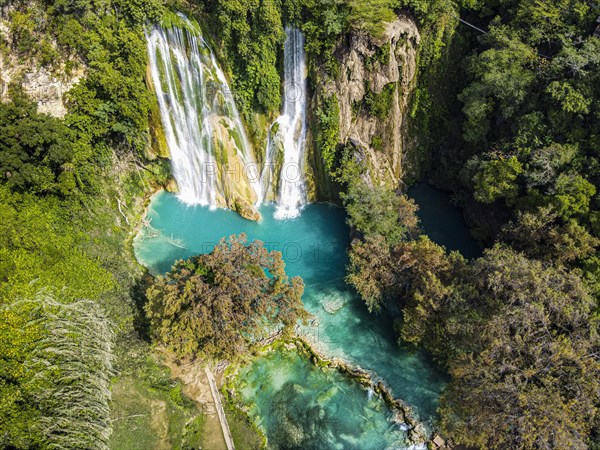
134;184;478;449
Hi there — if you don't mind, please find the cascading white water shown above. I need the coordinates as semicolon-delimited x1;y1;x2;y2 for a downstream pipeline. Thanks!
271;27;308;219
146;16;260;208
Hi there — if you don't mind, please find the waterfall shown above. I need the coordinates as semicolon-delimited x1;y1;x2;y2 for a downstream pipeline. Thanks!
146;16;260;209
260;27;307;219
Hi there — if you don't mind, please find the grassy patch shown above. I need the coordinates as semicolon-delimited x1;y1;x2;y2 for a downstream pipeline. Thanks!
224;399;266;450
110;346;206;450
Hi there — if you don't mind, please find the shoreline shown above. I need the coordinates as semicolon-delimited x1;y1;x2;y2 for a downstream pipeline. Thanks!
133;191;436;448
292;336;428;444
222;336;429;447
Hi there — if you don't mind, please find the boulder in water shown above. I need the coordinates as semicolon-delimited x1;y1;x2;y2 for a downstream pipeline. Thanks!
165;177;178;193
234;196;262;221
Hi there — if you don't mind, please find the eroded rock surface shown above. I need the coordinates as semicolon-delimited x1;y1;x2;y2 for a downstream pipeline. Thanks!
312;16;420;190
0;9;84;118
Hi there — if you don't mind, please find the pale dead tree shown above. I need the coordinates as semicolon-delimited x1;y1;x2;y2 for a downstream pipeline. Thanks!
11;296;116;450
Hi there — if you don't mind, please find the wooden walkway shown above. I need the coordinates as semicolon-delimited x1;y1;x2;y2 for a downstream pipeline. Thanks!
205;368;235;450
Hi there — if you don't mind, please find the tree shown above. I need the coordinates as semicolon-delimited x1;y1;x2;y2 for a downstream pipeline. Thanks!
547;81;592;114
469;154;523;204
553;172;596;218
502;206;599;265
347;235;398;312
0;92;78;196
524;143;577;189
0;297;114;450
514;0;593;45
401;246;600;449
342;180;419;244
458;27;537;143
145;234;307;360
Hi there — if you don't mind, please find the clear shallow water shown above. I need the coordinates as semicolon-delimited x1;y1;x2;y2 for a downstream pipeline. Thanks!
135;191;447;447
408;183;481;259
237;347;413;450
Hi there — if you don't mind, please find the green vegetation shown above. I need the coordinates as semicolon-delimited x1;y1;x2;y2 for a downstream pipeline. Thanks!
343;0;600;448
146;234;307;360
343;180;419;246
1;297;114;449
345;0;398;36
0;90;82;196
364;82;396;120
467;154;524;204
201;0;285;117
4;5;59;67
365;42;391;70
371;135;384;151
315;94;340;173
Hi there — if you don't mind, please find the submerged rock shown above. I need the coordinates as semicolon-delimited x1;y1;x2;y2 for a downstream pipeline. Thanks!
321;291;348;314
293;336;428;444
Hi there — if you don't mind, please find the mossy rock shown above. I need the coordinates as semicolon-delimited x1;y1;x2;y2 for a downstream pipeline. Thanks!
233;196;261;221
165;177;178;193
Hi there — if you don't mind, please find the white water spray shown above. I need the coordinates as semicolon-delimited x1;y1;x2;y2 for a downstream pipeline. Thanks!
146;16;260;208
367;387;374;401
271;27;308;219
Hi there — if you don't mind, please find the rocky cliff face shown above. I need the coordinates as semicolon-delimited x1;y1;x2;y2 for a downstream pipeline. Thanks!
0;8;84;118
310;16;420;194
0;62;84;118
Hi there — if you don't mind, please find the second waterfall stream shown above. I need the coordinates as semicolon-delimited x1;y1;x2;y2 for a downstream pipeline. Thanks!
259;27;309;219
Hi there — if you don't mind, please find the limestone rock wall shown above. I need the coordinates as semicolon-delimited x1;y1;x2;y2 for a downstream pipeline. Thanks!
310;16;420;193
0;8;84;118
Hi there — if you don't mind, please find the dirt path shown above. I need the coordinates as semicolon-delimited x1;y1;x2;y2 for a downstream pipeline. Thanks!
162;359;228;450
149;400;170;450
205;368;236;450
